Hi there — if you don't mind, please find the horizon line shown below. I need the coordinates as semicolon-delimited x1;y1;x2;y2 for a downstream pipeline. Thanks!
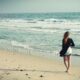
0;11;80;14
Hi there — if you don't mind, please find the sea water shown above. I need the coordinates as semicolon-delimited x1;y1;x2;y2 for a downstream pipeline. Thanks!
0;12;80;60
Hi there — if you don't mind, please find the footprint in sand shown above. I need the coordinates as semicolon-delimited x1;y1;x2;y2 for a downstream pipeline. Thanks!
25;73;28;76
6;72;10;75
28;77;31;79
25;73;31;79
16;69;19;71
20;69;24;71
40;75;44;78
0;75;4;80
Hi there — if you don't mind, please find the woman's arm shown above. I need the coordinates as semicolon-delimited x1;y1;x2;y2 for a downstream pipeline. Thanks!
70;39;75;47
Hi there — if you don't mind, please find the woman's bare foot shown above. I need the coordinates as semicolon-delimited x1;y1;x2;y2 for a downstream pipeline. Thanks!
65;69;69;73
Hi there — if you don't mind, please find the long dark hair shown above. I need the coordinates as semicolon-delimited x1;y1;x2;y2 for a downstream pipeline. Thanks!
63;31;69;43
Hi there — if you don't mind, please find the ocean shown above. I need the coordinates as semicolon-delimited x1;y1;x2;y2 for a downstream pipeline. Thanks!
0;12;80;59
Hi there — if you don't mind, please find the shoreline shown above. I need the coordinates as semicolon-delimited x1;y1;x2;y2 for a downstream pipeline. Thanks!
0;50;80;80
0;48;80;66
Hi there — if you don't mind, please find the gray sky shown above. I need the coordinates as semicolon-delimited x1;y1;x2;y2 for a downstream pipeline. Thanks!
0;0;80;13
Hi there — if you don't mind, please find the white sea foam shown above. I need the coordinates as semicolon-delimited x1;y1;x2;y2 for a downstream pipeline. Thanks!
70;29;80;32
11;40;31;49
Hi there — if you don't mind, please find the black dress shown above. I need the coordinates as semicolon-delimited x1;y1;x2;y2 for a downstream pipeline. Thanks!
60;38;75;57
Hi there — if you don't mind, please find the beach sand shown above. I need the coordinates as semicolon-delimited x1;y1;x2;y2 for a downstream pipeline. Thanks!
0;50;80;80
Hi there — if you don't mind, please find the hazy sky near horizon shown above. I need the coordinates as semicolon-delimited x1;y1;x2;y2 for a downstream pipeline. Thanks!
0;0;80;13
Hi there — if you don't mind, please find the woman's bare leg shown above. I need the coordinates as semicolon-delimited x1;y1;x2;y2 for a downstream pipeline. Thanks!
63;56;68;71
67;55;71;72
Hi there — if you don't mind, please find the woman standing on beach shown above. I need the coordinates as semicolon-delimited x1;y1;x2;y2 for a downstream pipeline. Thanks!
60;31;75;72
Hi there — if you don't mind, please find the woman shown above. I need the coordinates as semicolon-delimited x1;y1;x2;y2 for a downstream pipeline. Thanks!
60;31;75;72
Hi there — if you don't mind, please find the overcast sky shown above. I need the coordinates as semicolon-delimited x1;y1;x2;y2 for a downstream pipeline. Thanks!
0;0;80;13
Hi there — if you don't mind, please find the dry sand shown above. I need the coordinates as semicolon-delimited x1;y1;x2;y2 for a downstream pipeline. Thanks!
0;50;80;80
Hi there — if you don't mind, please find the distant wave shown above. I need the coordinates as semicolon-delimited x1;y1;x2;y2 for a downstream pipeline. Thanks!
0;19;80;28
0;18;80;34
43;18;66;23
0;18;80;24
